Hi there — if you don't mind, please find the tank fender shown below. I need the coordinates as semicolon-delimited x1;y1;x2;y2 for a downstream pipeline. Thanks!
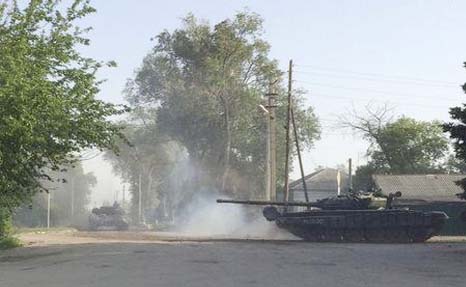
263;206;280;221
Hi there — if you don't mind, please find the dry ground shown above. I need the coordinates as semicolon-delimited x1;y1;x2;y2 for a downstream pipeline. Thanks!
1;230;465;287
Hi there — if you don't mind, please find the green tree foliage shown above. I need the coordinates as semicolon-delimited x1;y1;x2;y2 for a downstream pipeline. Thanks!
14;162;96;227
115;12;320;221
0;0;126;219
347;108;448;190
369;118;448;173
0;207;12;238
105;121;183;222
443;62;466;199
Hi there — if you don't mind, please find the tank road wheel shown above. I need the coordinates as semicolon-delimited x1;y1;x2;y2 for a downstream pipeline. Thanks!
313;228;327;242
325;229;344;242
363;228;388;243
388;227;410;243
408;227;431;243
343;229;365;242
301;230;320;242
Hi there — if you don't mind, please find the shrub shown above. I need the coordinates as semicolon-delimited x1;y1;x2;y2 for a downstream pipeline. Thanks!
0;208;13;238
0;237;22;250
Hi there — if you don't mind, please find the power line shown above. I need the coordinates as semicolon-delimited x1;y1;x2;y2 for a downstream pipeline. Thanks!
308;92;459;110
293;70;459;88
295;80;463;103
294;64;459;86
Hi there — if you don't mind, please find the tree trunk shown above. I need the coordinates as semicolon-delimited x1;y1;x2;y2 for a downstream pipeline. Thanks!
221;98;231;194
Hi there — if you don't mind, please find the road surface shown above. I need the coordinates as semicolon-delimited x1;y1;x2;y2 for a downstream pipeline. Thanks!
1;231;466;287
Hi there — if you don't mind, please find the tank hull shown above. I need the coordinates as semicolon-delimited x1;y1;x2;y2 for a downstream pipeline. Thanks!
88;213;129;231
272;209;448;243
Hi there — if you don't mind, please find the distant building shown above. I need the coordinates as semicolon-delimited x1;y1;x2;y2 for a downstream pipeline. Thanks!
372;174;466;235
289;168;349;203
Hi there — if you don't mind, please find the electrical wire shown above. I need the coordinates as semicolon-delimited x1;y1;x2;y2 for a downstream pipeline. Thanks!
294;64;459;86
306;92;459;110
294;80;462;103
293;70;459;88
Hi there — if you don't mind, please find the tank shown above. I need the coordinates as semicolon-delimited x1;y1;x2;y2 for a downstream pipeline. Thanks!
218;192;449;243
89;202;129;231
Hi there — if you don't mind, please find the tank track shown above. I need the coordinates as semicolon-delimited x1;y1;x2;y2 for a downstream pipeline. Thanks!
274;209;447;243
281;225;435;243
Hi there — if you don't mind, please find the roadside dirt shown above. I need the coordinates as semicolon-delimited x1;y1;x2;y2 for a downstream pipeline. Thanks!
14;229;466;247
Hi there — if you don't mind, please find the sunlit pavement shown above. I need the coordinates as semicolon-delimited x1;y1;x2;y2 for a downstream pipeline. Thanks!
1;236;466;287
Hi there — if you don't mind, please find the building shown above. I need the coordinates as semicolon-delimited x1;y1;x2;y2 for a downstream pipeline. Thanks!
289;168;349;203
372;174;466;235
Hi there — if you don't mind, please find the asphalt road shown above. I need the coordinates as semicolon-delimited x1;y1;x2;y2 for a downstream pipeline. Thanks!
1;240;466;287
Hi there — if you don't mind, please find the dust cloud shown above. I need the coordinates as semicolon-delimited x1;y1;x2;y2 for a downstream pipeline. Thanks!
174;193;297;240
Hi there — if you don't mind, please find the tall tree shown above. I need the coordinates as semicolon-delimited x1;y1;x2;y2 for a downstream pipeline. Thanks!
0;0;126;236
14;162;96;227
443;62;466;199
105;122;183;223
118;12;320;221
344;106;449;190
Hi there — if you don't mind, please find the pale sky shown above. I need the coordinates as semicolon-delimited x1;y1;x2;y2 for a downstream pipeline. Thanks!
80;1;466;204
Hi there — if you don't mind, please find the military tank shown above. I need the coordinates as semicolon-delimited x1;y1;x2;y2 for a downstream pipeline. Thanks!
89;202;129;231
218;192;448;243
217;60;448;243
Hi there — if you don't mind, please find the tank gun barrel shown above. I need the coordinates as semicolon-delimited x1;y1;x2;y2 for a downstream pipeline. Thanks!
218;191;403;210
217;199;318;207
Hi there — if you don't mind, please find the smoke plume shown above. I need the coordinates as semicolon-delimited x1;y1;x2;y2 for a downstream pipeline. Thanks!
174;193;297;240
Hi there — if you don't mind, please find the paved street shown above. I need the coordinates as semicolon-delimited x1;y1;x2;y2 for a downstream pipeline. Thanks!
1;234;466;287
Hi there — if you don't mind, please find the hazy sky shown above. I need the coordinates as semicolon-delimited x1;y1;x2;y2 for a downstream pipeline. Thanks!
80;1;466;203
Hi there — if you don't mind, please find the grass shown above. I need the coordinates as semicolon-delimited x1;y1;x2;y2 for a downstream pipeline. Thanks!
0;236;22;250
13;227;77;234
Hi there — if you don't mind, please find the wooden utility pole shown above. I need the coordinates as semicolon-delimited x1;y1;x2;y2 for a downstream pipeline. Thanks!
291;107;309;204
265;83;278;201
265;99;271;201
122;184;126;206
337;170;341;196
70;177;75;222
283;59;293;204
47;192;51;229
138;172;142;224
348;158;353;192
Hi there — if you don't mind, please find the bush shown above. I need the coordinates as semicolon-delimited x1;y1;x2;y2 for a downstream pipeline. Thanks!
0;208;13;238
0;237;22;250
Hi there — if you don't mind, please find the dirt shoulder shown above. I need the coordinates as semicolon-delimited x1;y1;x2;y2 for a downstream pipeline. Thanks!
14;229;296;247
11;229;466;248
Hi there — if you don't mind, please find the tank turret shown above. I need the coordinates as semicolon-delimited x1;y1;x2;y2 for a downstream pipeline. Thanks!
89;202;129;231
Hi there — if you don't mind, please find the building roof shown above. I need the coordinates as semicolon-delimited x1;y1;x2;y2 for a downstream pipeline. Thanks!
372;174;466;202
289;168;348;192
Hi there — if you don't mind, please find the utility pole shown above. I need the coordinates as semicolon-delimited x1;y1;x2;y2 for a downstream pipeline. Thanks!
47;191;51;229
283;59;293;204
265;83;278;201
115;189;119;204
269;88;277;202
265;99;271;201
348;158;353;193
138;172;142;224
70;177;74;223
122;184;126;207
337;170;341;196
291;106;309;204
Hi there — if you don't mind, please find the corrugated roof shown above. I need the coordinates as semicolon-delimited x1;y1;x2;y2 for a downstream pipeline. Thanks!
373;174;466;202
290;168;348;192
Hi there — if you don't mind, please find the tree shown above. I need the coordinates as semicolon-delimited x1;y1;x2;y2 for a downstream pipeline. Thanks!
0;1;126;236
116;12;320;221
14;162;96;227
105;122;183;223
443;62;466;199
344;106;449;190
